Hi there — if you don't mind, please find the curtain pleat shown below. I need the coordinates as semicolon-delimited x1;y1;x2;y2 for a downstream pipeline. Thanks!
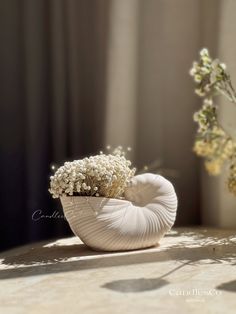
0;0;109;250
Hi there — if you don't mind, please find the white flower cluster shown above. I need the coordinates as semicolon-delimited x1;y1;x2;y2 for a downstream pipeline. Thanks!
189;48;232;99
193;98;217;132
49;148;136;199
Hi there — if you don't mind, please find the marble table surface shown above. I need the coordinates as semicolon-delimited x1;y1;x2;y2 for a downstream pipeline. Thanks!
0;227;236;314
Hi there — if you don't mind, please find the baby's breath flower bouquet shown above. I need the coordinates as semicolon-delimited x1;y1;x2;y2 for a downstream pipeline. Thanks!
49;147;136;199
190;48;236;195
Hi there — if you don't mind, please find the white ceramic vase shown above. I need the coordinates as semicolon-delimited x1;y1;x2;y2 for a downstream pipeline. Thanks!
60;173;178;251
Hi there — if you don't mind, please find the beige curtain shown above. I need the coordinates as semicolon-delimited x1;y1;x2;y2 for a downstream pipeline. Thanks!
104;0;236;227
104;0;203;225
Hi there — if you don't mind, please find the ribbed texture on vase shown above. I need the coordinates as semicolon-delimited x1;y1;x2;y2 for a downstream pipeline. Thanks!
60;173;178;251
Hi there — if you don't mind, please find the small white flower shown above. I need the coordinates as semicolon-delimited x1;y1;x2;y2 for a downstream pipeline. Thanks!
200;48;209;57
189;67;196;76
194;75;202;83
203;98;213;106
221;63;226;70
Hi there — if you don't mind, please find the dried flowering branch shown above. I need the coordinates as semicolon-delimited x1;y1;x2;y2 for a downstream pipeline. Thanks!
190;48;236;194
190;48;236;101
49;147;136;199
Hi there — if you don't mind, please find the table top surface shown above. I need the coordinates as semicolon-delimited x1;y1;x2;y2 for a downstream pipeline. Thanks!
0;227;236;314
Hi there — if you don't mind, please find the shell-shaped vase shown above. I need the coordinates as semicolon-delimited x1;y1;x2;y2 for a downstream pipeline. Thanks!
60;173;178;251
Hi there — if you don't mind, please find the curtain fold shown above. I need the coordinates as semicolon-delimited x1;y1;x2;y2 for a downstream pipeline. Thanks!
0;0;110;251
105;0;138;156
